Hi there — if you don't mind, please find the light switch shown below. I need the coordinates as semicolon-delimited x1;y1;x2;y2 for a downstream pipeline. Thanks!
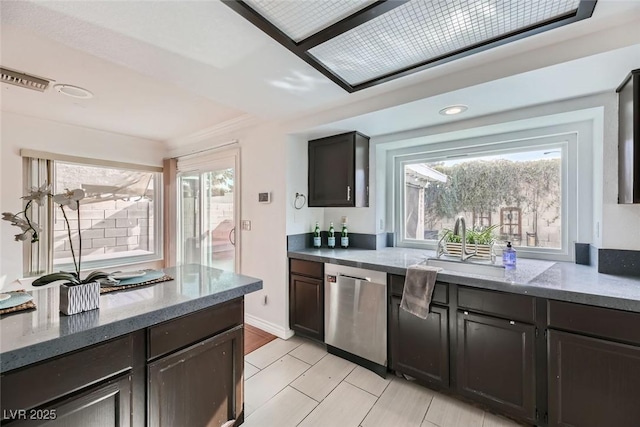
241;220;251;231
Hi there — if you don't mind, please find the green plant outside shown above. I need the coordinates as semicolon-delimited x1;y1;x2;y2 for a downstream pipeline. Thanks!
441;224;499;245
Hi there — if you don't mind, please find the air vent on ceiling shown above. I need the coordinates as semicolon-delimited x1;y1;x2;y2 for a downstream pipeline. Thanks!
1;67;52;92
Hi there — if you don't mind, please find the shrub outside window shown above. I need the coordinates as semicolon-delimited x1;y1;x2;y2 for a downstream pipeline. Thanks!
398;146;564;254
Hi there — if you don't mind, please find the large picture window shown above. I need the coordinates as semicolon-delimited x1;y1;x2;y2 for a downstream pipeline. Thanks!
53;162;161;269
396;141;568;258
22;151;163;276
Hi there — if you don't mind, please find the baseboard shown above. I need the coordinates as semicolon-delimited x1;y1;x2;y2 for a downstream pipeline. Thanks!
245;313;294;340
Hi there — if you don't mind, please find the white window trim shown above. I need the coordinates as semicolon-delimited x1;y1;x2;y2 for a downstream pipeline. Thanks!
390;129;587;262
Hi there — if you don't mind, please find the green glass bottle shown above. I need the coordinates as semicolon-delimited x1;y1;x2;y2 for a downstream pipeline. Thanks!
340;223;349;249
313;221;321;248
328;222;335;248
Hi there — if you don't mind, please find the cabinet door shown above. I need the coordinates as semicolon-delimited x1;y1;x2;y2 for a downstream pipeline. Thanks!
308;133;354;207
8;374;132;427
148;326;243;427
548;329;640;427
457;311;535;422
289;274;324;341
389;296;449;388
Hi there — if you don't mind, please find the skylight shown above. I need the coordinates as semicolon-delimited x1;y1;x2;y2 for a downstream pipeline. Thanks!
224;0;597;92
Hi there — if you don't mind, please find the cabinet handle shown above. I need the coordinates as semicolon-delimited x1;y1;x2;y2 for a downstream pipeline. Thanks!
347;186;351;201
463;311;469;315
509;320;515;325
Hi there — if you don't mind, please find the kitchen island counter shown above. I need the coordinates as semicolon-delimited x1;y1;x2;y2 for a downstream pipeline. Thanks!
0;264;262;373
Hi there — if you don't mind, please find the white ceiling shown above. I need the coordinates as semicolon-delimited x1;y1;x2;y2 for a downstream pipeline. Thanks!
1;0;640;144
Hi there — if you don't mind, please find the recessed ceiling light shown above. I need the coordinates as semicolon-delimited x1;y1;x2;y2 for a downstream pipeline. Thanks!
439;105;468;116
53;84;93;99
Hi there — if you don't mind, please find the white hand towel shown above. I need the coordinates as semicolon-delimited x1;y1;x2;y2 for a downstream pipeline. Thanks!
400;264;442;319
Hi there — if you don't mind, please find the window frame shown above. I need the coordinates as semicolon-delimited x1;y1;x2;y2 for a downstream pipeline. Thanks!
393;134;575;261
22;152;163;276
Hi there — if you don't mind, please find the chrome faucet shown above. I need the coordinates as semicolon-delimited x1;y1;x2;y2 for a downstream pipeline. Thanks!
453;216;477;261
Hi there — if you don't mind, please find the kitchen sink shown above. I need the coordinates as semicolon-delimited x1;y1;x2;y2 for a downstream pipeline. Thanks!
424;258;506;278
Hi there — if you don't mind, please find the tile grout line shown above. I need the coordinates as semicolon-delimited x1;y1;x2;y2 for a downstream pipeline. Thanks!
343;377;390;400
288;384;321;404
245;360;260;371
348;372;396;426
292;363;359;427
245;339;306;371
246;361;313;419
418;389;436;426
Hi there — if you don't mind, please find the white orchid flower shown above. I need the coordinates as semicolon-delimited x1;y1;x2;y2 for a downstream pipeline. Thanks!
53;189;85;210
22;183;51;205
2;213;29;230
14;232;29;242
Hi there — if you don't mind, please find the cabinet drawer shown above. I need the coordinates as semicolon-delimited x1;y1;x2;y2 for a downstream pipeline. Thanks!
548;300;640;346
148;298;243;360
458;287;535;323
290;259;323;279
389;274;448;304
1;333;136;412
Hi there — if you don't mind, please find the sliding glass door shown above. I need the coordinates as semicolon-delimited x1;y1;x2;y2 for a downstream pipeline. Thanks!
177;151;238;272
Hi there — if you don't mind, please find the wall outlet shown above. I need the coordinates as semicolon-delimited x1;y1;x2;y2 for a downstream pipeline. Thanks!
341;216;348;224
242;220;251;231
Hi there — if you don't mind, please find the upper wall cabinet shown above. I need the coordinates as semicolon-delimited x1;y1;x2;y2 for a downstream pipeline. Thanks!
617;68;640;204
308;131;369;207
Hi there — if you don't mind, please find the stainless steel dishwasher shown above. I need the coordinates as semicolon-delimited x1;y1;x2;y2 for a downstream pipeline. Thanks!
324;263;387;377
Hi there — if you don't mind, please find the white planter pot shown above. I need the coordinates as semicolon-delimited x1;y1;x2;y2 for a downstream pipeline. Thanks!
445;242;493;260
60;281;100;316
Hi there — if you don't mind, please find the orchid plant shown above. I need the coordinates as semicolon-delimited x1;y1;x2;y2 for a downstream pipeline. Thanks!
2;184;110;286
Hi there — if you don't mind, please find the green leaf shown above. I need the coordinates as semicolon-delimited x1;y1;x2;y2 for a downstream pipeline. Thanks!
32;272;80;287
83;271;111;283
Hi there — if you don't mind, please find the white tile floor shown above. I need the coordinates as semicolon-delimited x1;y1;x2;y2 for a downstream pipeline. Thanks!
243;337;524;427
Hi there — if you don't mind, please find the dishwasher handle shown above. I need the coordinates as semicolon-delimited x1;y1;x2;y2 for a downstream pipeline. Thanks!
337;273;371;282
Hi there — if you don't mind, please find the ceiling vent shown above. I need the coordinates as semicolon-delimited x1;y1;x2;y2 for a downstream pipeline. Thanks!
1;67;52;92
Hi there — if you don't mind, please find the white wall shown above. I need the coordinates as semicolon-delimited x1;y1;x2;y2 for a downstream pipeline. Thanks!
0;112;166;288
285;134;324;236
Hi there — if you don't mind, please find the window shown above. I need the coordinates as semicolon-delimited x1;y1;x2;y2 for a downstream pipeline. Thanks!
22;151;163;275
396;141;568;258
473;210;492;228
500;207;522;243
53;162;161;270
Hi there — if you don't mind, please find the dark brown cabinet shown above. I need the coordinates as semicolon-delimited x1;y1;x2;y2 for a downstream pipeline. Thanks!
308;131;369;207
617;68;640;204
457;311;536;422
9;374;133;427
388;274;449;389
548;330;640;427
289;259;324;341
148;326;243;427
390;296;449;388
1;298;245;427
1;333;143;427
547;300;640;427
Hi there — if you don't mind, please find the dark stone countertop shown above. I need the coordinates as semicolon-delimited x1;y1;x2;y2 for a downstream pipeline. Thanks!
0;265;262;373
288;247;640;313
